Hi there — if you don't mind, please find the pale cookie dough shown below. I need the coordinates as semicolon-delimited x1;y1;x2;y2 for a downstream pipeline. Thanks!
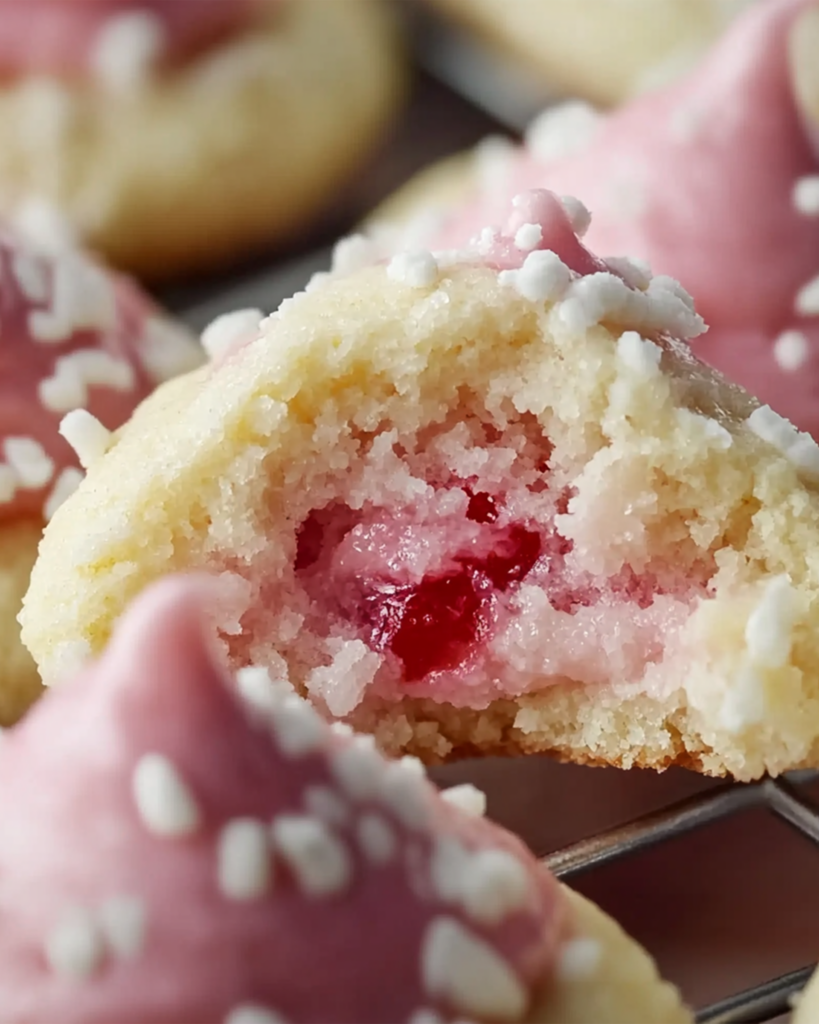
21;189;819;780
0;0;403;281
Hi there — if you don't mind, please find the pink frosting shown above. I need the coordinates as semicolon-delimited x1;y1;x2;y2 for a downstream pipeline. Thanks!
0;576;565;1023
432;0;819;436
0;0;263;78
0;227;201;522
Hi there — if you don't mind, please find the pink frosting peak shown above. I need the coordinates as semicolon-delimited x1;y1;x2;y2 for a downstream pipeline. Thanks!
435;0;819;435
0;0;263;79
0;576;564;1023
0;226;201;522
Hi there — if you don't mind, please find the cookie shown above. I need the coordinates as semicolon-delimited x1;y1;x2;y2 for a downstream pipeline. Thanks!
1;574;691;1023
22;188;819;780
0;221;202;723
0;0;403;281
427;0;752;106
376;0;819;441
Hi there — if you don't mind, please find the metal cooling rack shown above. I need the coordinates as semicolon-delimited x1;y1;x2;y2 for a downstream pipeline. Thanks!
162;6;818;1020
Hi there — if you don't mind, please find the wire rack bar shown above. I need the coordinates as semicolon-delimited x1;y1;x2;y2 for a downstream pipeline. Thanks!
696;965;814;1024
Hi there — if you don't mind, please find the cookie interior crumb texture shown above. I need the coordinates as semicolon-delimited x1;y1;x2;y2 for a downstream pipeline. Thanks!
21;192;819;781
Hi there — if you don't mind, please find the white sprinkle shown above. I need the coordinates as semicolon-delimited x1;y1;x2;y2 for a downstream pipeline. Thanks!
139;316;203;382
39;349;136;413
90;10;166;92
606;255;652;290
12;250;48;302
3;436;54;489
773;329;810;372
796;273;819;316
0;465;17;504
58;409;112;469
356;813;397;865
499;250;572;304
513;223;542;251
460;849;530;925
744;575;798;669
304;785;350;828
431;837;471;903
224;1006;288;1024
201;309;264;361
387;251;439;289
235;665;293;715
306;637;380;717
271;815;352;897
617;330;662;377
44;466;83;520
793;175;819;216
132;753;200;837
29;258;117;343
475;226;497;256
330;721;355;739
720;661;766;733
559;195;592;237
557;937;603;980
11;198;77;254
331;736;383;801
747;404;819;479
270;696;325;758
380;756;430;831
474;135;516;193
331;233;382;276
217;819;271;901
421;916;527;1020
524;100;599;163
97;896;146;959
440;784;487;818
45;908;104;979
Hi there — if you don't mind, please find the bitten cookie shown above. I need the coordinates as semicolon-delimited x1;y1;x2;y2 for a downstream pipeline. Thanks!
376;0;819;441
0;221;202;723
22;188;819;780
0;0;403;281
427;0;752;106
0;574;692;1023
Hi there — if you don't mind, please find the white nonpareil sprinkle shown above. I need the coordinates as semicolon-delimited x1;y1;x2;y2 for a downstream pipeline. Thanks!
12;250;48;303
39;350;136;414
97;895;146;959
270;695;326;758
460;849;530;925
387;251;439;289
44;466;84;520
132;753;201;837
744;575;798;669
431;837;470;904
795;273;819;316
720;661;766;733
139;316;203;383
11;198;77;254
30;257;117;343
304;785;350;828
356;812;397;865
440;783;487;818
557;937;603;980
58;409;112;469
616;330;662;377
421;916;527;1020
773;329;810;372
474;135;516;193
90;10;166;92
224;1006;289;1024
235;665;294;716
331;735;383;801
218;819;272;901
498;250;572;304
559;195;591;238
3;436;54;488
606;255;652;291
380;756;430;831
201;309;264;361
524;100;599;163
271;815;352;897
44;907;104;979
747;404;819;480
513;222;542;251
0;464;17;504
793;175;819;216
330;721;355;739
331;233;382;276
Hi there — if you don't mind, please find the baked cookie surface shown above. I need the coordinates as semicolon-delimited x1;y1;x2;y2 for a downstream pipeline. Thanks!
22;189;819;780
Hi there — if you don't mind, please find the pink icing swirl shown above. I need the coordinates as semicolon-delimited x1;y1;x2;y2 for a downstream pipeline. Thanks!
430;0;819;436
0;575;566;1022
0;227;201;522
0;0;264;78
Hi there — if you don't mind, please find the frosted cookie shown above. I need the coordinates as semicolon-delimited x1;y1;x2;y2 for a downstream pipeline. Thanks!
378;0;819;442
794;965;819;1022
426;0;752;106
22;187;819;780
0;574;691;1023
0;221;202;723
0;0;403;281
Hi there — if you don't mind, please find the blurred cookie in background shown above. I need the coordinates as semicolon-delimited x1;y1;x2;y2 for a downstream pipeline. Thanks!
0;0;405;282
